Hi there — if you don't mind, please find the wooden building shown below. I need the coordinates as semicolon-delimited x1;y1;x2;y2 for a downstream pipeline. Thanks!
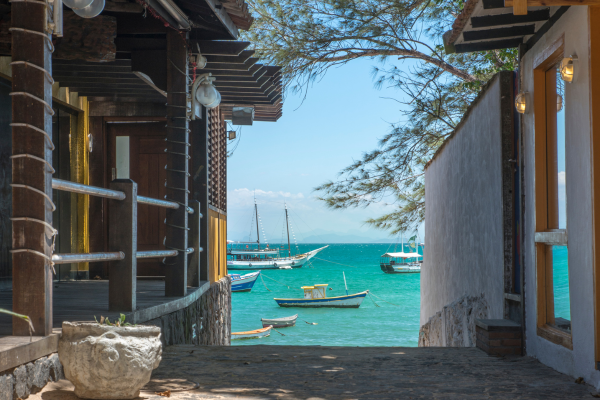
423;0;600;390
0;0;282;389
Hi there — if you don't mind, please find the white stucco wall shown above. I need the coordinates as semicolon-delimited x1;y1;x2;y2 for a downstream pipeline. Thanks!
422;75;505;327
521;6;599;388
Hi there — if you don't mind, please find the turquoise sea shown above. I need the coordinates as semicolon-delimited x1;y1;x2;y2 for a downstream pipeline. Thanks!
231;243;572;346
231;243;422;347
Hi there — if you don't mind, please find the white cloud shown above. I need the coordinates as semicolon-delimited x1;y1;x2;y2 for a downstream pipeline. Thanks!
558;171;566;185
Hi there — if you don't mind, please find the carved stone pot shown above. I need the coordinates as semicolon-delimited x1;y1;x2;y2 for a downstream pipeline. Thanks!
58;321;162;399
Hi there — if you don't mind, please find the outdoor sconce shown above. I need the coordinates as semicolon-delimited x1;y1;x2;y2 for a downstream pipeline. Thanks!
190;73;221;119
560;55;578;83
557;94;563;112
228;130;237;140
63;0;105;18
515;92;529;114
232;106;254;125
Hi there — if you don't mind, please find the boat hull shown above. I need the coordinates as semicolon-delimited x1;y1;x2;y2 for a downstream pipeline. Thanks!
231;326;272;340
227;246;329;271
261;314;298;328
230;272;260;292
380;264;421;274
274;291;368;308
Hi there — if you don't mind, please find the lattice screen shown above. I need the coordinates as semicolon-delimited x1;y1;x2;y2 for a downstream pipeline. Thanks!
208;107;227;212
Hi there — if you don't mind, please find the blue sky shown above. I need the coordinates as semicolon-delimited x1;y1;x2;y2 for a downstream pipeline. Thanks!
226;58;424;242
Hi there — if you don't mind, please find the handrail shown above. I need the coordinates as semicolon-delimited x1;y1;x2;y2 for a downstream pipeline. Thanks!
52;179;126;200
137;250;178;259
52;251;125;264
138;196;179;210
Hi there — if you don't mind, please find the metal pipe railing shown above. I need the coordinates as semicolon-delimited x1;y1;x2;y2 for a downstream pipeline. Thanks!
138;196;178;210
52;251;125;264
136;250;178;259
52;179;126;201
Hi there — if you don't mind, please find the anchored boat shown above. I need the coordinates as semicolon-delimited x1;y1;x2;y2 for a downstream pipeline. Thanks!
227;201;328;271
229;271;260;292
261;314;298;328
231;326;272;340
379;251;422;274
274;284;368;308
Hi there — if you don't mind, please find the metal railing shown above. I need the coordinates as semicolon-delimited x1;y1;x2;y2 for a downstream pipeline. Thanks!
137;250;178;259
53;178;194;213
52;251;125;264
52;179;125;200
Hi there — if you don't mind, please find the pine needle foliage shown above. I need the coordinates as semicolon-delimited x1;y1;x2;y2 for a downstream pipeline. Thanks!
243;0;517;234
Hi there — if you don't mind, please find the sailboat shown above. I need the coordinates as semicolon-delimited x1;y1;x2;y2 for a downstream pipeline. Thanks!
380;234;423;274
227;202;328;271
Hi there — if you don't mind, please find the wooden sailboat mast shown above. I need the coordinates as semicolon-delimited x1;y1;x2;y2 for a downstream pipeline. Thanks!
285;203;291;257
255;200;260;250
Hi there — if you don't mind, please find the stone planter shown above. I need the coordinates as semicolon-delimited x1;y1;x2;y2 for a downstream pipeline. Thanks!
58;321;162;399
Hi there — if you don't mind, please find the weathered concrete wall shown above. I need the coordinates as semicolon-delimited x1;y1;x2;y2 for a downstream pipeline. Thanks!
422;72;513;332
419;294;489;347
0;353;64;400
520;6;600;389
145;276;231;346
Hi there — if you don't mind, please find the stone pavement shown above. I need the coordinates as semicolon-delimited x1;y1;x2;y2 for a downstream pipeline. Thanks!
32;345;597;399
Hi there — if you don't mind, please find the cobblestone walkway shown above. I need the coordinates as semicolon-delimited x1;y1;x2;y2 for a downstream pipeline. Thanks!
33;345;597;399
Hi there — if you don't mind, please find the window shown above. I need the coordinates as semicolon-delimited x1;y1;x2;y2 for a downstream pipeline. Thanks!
533;37;573;349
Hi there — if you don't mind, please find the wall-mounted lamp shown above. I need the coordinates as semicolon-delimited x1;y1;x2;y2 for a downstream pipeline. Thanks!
73;0;105;18
228;130;236;140
515;92;529;114
560;55;578;83
190;73;221;120
63;0;93;9
557;94;563;112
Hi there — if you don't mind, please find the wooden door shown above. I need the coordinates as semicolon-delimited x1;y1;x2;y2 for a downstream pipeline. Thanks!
108;122;167;276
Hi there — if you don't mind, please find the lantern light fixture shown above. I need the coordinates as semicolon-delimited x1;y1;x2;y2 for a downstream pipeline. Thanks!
190;73;221;119
228;130;237;140
73;0;105;18
62;0;94;10
559;55;578;83
515;91;529;114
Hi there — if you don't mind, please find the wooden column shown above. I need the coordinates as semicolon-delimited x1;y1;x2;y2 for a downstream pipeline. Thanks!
11;0;54;335
108;180;137;311
164;30;188;296
188;200;201;287
191;113;209;282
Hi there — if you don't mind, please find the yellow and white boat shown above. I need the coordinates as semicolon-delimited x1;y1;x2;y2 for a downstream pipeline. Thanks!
274;284;368;308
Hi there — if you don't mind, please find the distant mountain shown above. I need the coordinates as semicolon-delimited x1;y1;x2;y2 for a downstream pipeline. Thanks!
299;233;397;244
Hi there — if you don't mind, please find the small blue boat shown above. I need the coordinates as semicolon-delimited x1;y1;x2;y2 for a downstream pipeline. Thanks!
274;284;369;308
230;271;260;292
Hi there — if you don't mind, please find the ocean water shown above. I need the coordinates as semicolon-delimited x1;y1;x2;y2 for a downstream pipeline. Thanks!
231;243;571;346
231;243;421;347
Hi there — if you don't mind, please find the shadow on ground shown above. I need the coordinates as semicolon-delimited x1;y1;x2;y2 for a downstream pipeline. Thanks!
31;345;597;399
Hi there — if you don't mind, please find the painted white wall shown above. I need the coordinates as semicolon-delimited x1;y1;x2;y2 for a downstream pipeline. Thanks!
520;5;599;389
422;75;505;326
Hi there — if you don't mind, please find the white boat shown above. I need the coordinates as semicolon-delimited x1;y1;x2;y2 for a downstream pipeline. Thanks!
227;201;328;271
261;314;298;328
231;326;272;340
380;251;422;274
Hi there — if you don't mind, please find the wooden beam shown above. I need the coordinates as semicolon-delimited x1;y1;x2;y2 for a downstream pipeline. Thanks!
190;40;250;56
164;29;188;297
104;1;144;13
190;112;209;283
511;0;529;15
53;11;117;62
202;0;239;39
108;180;137;311
455;37;524;53
462;25;536;41
204;50;254;64
471;9;550;27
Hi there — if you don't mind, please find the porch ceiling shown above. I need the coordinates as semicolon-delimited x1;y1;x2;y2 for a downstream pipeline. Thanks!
446;0;568;53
